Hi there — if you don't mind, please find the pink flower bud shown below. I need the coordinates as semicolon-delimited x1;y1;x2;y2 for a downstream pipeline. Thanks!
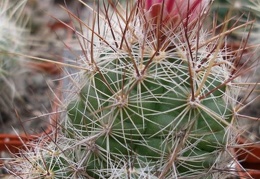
140;0;209;27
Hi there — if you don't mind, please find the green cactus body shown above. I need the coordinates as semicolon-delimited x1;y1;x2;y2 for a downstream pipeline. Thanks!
65;36;233;177
9;1;243;179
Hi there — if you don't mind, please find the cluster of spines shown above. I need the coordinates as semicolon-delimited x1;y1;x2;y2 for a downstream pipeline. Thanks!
6;1;254;178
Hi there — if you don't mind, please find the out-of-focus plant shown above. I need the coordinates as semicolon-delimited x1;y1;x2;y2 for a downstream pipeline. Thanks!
0;0;28;123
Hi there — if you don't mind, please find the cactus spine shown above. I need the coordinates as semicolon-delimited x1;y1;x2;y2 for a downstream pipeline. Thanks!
8;1;253;178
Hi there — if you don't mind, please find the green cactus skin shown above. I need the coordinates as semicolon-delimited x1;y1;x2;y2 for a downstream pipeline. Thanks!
63;3;235;175
65;44;233;178
8;1;247;179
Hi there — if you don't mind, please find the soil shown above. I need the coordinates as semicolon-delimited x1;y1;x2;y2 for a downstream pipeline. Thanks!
0;0;79;177
0;0;73;136
0;66;61;178
0;69;60;135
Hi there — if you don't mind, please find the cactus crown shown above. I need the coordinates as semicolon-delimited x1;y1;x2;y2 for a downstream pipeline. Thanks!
8;1;254;178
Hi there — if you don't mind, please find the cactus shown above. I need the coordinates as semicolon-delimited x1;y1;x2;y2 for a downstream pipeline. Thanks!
7;0;257;178
0;0;28;123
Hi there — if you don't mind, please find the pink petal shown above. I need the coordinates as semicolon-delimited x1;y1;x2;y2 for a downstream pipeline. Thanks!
165;0;176;14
